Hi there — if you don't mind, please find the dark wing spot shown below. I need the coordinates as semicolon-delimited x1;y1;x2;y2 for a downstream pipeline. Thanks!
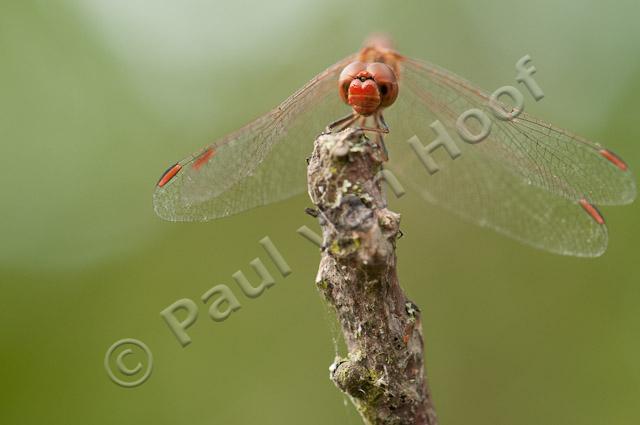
599;149;628;171
157;163;182;187
579;198;605;225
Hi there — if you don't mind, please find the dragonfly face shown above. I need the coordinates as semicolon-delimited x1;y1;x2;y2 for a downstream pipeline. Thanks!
338;61;399;116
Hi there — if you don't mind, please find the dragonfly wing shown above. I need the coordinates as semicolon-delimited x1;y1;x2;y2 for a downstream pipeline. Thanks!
383;58;635;256
153;55;355;221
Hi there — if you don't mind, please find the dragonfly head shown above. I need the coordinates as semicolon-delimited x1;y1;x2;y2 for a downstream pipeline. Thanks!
339;61;398;116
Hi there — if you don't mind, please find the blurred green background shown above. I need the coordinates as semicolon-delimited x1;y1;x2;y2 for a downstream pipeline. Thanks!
1;0;639;424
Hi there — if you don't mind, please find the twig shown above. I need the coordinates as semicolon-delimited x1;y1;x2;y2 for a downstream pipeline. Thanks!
307;128;438;425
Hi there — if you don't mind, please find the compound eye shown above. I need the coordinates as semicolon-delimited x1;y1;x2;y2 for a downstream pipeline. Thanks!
367;63;399;107
378;81;398;107
338;61;367;104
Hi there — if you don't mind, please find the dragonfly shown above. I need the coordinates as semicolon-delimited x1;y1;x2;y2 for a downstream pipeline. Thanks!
153;35;636;257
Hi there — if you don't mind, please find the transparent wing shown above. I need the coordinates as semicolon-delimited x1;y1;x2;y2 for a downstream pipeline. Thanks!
153;55;356;221
384;57;636;256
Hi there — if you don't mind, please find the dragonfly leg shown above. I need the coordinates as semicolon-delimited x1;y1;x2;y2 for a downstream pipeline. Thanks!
325;113;388;161
374;113;389;161
374;133;389;161
348;114;389;161
356;113;389;132
325;112;358;134
378;112;390;133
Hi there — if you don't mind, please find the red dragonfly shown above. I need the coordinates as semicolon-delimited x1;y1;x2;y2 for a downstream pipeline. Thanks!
154;36;635;257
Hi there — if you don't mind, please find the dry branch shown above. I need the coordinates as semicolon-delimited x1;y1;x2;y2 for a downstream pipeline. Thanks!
307;129;438;425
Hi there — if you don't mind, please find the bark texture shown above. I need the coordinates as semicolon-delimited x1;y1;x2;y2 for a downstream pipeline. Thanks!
307;129;438;425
